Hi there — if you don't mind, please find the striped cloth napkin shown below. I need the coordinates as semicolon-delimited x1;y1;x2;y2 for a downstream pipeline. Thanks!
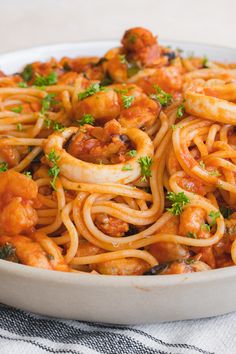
0;304;235;354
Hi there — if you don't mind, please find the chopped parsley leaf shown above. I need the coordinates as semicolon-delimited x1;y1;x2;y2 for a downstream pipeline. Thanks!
0;162;8;172
199;160;206;169
201;223;211;232
34;71;58;87
121;94;134;108
0;243;18;262
138;156;152;182
209;210;221;226
128;34;137;43
122;164;132;171
41;93;58;114
127;150;137;157
150;85;173;107
78;83;106;100
119;54;128;64
202;55;209;68
18;82;28;88
21;64;33;82
17;123;23;131
77;114;95;126
47;150;60;190
186;232;197;239
23;171;32;178
176;104;185;118
11;106;22;113
166;191;190;215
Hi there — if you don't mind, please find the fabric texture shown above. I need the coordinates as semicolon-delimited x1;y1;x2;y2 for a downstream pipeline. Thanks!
0;304;235;354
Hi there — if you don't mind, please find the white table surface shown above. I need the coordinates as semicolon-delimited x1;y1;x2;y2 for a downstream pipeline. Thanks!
0;0;235;55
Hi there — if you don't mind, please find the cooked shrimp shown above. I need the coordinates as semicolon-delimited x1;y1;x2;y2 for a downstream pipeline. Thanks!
149;216;190;263
0;170;38;235
179;206;208;237
91;257;149;275
0;235;52;269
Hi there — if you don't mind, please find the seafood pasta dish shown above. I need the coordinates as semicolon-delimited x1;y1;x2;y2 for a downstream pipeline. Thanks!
0;27;235;276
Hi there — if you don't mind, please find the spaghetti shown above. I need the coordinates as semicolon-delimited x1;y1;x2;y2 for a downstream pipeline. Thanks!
0;27;235;276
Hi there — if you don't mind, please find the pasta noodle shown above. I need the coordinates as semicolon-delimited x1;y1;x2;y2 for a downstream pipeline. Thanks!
0;27;235;276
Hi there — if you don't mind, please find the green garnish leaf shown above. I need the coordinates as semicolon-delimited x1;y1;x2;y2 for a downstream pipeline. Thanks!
150;85;173;107
0;243;18;262
138;156;153;182
121;94;134;109
47;150;60;190
122;164;132;171
34;72;58;87
77;114;95;126
127;62;140;78
53;122;65;132
17;123;23;131
0;162;8;172
176;104;185;118
209;210;221;226
41;93;58;114
202;56;209;68
128;34;137;43
18;82;28;88
78;83;106;100
119;54;128;64
186;232;197;239
21;64;33;82
201;223;211;232
208;170;221;177
166;191;190;215
127;150;137;157
23;171;32;178
199;160;206;169
11;106;22;113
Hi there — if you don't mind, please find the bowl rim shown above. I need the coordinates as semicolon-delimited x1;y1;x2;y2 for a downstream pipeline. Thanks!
0;39;235;285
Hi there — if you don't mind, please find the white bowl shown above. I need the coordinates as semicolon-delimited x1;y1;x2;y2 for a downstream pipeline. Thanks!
0;41;236;324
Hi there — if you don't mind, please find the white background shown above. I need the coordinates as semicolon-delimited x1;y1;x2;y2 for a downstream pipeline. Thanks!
0;0;235;54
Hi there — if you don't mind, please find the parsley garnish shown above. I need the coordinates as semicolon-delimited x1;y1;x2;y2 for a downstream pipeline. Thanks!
127;62;140;78
209;210;221;226
78;83;105;100
138;156;152;182
34;72;58;87
166;191;190;215
172;125;177;131
0;162;8;172
122;164;132;171
121;94;134;109
0;243;18;262
21;64;33;82
47;150;60;190
128;34;137;43
53;122;65;132
119;54;128;64
11;106;22;113
208;170;221;177
186;232;197;239
176;104;185;118
202;56;209;68
77;114;95;126
201;223;211;232
17;123;23;131
127;150;137;157
150;85;173;107
41;93;58;114
18;82;28;88
23;171;32;178
199;161;206;169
